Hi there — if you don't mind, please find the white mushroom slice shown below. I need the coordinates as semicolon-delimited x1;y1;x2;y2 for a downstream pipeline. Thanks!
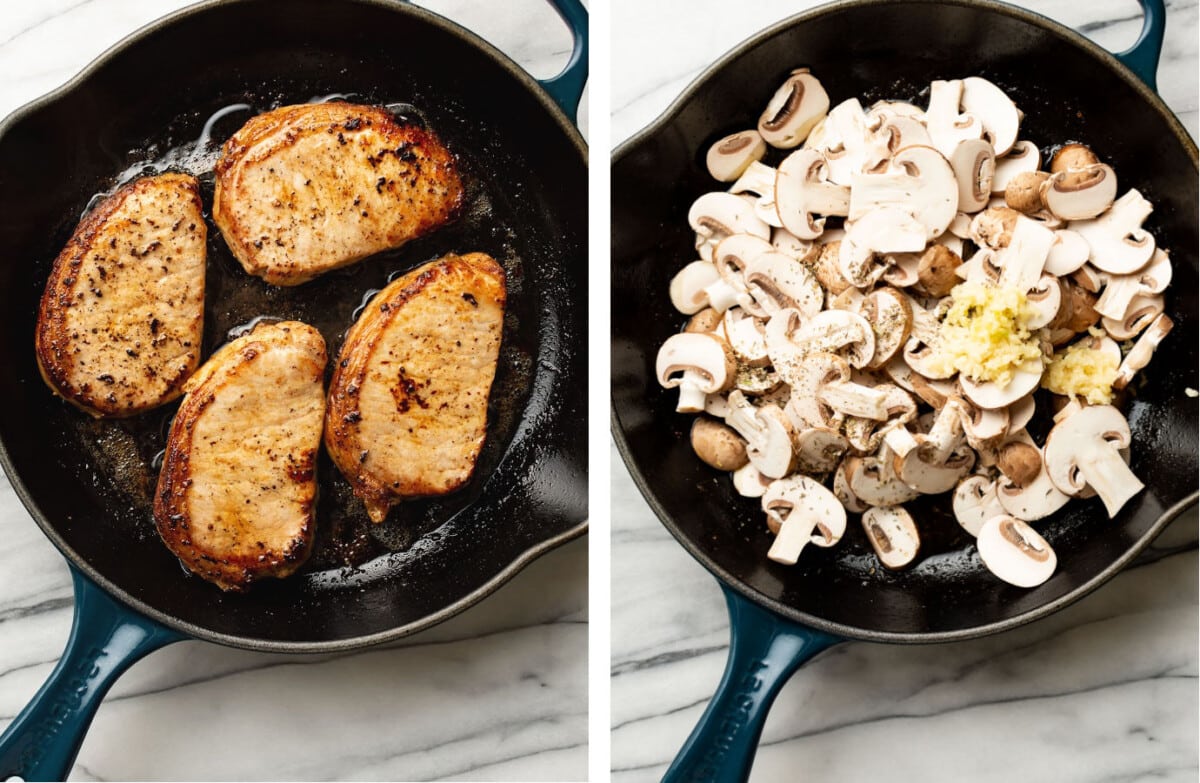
833;462;870;513
1044;229;1090;276
724;392;798;479
732;462;772;498
763;475;846;565
1024;274;1063;329
995;214;1055;291
947;211;973;239
843;383;918;455
960;399;1009;452
1101;292;1163;340
1070;189;1156;274
730;160;783;228
1042;164;1117;221
1114;312;1173;390
903;338;956;380
1043;405;1144;517
784;309;876;367
817;381;888;421
920;398;967;463
807;98;875;185
840;208;928;287
1072;263;1104;293
861;287;913;369
771;226;815;260
704;392;730;419
696;232;718;263
844;454;920;506
828;285;867;313
868;100;925;120
969;206;1019;249
977;515;1056;587
795;426;850;474
707;130;768;182
995;449;1071;523
690;418;749;471
871;115;934;167
758;69;830;149
743;251;824;317
1007;394;1036;434
961;248;1003;285
656;332;737;412
862;506;921;570
669;261;721;315
882;352;917;392
881;252;921;288
775;149;851;240
774;350;886;424
960;77;1020;156
688;191;771;243
959;359;1043;409
953;475;1005;536
990;140;1041;195
949;138;996;213
710;233;773;314
895;440;975;494
722;308;769;366
735;365;781;396
924;79;985;159
1094;248;1172;321
910;374;958;409
849;146;959;239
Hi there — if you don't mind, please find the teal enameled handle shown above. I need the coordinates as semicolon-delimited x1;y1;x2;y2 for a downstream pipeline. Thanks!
1113;0;1166;91
662;585;842;783
538;0;589;122
0;568;183;781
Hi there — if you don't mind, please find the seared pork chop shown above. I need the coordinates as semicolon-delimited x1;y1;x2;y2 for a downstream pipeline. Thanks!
213;102;463;286
35;173;206;417
155;321;327;591
325;253;506;522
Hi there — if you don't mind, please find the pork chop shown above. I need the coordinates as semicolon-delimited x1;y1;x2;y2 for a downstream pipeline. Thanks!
325;253;506;522
154;321;327;591
213;102;463;286
35;173;206;418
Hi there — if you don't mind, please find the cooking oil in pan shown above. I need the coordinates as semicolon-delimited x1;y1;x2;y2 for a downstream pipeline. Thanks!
65;93;542;589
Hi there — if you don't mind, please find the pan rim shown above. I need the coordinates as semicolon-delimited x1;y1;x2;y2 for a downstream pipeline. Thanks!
0;0;589;652
610;0;1198;644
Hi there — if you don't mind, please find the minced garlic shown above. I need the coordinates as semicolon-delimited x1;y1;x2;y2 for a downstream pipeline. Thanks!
1043;341;1119;404
927;281;1043;385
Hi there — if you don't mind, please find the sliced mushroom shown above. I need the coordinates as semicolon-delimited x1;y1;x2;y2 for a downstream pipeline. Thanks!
849;145;959;239
1114;312;1173;390
1043;405;1144;517
949;138;996;213
735;365;782;396
881;251;921;288
833;462;870;513
795;426;850;474
710;233;773;313
729;161;784;228
861;287;913;369
1044;229;1090;276
1094;248;1172;321
895;440;975;494
691;417;749;471
743;251;824;317
1007;394;1036;435
953;475;1005;536
775;148;851;239
909;374;958;409
960;397;1009;452
991;140;1041;195
843;383;918;455
806;98;876;185
924;79;985;158
811;240;853;294
771;308;876;368
843;453;920;506
839;207;928;287
960;77;1021;156
995;214;1055;292
758;69;830;149
862;506;921;569
1041;164;1117;221
771;226;816;260
688;191;771;244
1004;170;1048;214
1070;189;1156;274
656;332;737;412
995;436;1071;522
707;130;768;182
724;392;798;479
903;338;956;381
704;392;730;419
1047;278;1101;339
977;515;1056;587
915;244;963;297
918;398;967;463
774;350;887;425
722;307;770;366
669;261;721;315
732;462;772;498
763;478;846;566
1024;274;1063;329
1101;292;1163;340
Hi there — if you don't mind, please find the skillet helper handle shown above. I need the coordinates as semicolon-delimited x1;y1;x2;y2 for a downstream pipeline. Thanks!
1113;0;1166;91
663;585;841;783
538;0;589;123
0;568;182;781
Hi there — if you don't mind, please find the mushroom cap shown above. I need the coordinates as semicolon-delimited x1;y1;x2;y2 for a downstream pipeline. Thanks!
925;79;985;158
732;462;772;498
840;207;928;287
669;261;721;315
991;140;1041;195
849;145;959;239
762;475;846;565
1004;170;1049;215
959;359;1044;409
1050;143;1100;174
916;244;964;298
949;138;996;213
707;129;768;182
977;514;1057;587
1094;247;1172;322
1042;164;1118;221
1101;292;1164;340
1043;404;1133;495
953;475;1003;536
1070;189;1156;275
862;505;921;569
688;191;771;240
655;332;736;409
743;251;824;316
960;77;1021;156
758;69;830;149
862;287;913;368
691;417;749;471
775;148;851;240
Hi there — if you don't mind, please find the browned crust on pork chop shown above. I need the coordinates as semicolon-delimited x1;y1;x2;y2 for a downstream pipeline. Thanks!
325;253;506;522
213;102;463;286
154;321;327;591
35;173;206;417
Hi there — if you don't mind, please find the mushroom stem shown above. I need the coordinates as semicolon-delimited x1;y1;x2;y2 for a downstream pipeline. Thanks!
677;378;709;413
768;516;818;565
1076;448;1145;517
817;381;889;420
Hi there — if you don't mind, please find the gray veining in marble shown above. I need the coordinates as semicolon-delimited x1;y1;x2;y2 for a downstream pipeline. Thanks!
0;1;587;781
610;1;1198;781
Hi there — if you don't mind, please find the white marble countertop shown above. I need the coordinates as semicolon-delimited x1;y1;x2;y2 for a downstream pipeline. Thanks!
611;1;1198;781
0;1;587;781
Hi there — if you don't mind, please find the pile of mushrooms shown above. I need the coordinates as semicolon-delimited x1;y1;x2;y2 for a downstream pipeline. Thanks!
659;70;1174;589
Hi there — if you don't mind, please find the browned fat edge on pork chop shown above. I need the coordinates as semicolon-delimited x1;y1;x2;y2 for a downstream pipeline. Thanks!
154;321;327;591
212;102;464;286
35;173;206;418
325;253;506;523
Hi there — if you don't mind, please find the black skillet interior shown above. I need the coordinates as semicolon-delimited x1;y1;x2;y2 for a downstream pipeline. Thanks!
612;0;1197;641
0;0;586;647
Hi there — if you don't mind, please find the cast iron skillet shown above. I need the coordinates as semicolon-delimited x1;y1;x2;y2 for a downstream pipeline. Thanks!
0;0;587;778
611;0;1196;779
